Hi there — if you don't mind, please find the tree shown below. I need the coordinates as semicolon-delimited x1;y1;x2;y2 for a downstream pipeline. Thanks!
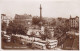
56;18;70;33
40;34;46;40
30;32;35;41
64;19;70;32
1;21;7;31
53;18;69;37
51;19;56;27
6;21;13;35
40;27;52;40
32;17;46;26
32;17;40;25
6;20;26;35
44;27;52;39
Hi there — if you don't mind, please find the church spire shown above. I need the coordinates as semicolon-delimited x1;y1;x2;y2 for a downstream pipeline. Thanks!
70;15;72;18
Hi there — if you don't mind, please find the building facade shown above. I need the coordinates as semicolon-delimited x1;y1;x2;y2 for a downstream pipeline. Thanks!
69;16;79;32
1;14;10;26
14;14;32;28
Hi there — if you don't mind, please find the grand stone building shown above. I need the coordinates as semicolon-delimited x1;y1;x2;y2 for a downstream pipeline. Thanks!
69;15;79;32
14;14;32;29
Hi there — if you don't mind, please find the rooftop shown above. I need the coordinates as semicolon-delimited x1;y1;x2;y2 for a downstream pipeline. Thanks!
15;14;32;19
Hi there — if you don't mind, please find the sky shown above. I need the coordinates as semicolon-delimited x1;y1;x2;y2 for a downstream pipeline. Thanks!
0;0;80;18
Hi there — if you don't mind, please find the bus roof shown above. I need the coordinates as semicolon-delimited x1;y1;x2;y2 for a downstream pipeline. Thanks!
47;40;57;42
4;35;10;37
48;42;57;45
33;42;46;46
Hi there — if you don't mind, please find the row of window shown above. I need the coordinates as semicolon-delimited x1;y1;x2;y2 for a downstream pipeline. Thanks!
70;20;78;27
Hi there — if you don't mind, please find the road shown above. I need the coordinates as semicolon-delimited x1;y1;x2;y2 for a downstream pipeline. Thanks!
2;37;32;50
1;34;79;50
62;36;79;50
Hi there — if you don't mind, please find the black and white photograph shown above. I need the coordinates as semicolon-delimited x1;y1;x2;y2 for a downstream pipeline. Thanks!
0;0;79;50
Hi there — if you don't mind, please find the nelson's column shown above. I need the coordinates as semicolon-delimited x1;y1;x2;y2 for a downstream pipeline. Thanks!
40;4;45;33
40;4;42;27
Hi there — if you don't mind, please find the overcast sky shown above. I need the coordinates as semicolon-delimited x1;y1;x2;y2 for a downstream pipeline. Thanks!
0;0;80;18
